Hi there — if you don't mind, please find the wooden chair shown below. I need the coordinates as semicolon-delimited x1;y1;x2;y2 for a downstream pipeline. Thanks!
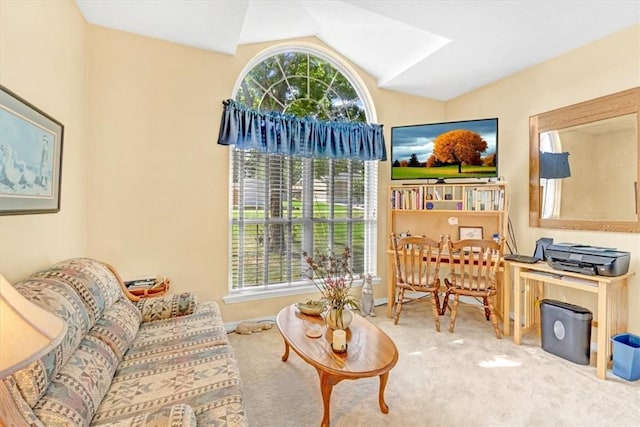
442;238;503;339
390;233;444;331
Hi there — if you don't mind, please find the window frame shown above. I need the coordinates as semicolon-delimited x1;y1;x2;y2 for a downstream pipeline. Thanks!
224;43;379;303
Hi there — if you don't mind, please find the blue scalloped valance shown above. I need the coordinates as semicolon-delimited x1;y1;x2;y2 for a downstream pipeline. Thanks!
217;99;387;161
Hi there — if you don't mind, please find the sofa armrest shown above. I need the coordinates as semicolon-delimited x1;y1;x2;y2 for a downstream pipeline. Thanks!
135;292;198;323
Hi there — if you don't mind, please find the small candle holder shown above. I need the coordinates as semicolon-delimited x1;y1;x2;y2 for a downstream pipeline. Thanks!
332;344;348;354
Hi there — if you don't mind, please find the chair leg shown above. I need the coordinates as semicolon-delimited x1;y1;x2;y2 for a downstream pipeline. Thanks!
430;291;441;332
448;294;460;333
482;296;490;321
441;290;451;316
433;288;442;315
394;288;405;325
488;297;501;339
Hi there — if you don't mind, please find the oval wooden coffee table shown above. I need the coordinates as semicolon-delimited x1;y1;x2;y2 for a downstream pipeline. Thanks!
276;304;398;427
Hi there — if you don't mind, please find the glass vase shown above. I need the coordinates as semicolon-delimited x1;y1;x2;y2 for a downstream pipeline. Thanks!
325;308;353;330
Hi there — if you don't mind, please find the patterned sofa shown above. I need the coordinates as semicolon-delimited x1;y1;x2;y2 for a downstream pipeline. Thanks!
2;258;247;426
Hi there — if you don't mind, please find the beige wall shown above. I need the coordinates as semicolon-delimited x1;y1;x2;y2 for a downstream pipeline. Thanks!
447;25;640;332
1;1;638;333
0;0;88;281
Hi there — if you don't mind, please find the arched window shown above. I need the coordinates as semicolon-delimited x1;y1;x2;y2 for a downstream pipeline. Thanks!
228;46;378;295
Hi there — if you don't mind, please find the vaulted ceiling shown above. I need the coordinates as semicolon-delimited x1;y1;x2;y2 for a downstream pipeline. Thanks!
76;0;640;100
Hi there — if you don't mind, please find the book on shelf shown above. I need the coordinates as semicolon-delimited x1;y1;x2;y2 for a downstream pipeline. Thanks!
391;188;426;210
465;187;505;211
391;184;506;212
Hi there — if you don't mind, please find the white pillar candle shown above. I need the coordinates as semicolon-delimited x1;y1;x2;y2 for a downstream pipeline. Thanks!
332;329;346;352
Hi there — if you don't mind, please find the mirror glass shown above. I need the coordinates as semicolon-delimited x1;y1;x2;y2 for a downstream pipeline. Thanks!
530;87;640;233
539;114;637;221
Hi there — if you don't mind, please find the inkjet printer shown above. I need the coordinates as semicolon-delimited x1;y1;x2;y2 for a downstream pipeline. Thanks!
545;243;630;277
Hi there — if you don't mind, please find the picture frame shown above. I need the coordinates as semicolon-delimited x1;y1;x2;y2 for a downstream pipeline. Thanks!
458;226;483;240
1;85;64;215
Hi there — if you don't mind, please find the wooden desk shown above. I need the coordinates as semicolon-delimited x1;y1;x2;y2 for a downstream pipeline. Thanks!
386;251;511;335
511;261;634;380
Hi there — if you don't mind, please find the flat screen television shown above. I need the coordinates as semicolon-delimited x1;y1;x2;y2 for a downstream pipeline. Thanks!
391;118;498;181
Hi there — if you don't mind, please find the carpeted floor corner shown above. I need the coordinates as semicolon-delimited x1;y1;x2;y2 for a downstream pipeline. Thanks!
228;302;640;427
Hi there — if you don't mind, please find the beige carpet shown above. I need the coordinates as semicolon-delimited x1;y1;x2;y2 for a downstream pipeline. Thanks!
228;302;640;427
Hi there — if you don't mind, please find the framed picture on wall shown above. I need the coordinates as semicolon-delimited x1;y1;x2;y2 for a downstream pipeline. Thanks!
0;85;64;215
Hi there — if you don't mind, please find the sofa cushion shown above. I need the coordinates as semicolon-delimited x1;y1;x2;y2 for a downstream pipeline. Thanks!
93;345;246;426
135;292;197;323
89;299;142;360
13;279;91;407
189;401;247;427
31;258;122;327
33;335;119;426
92;403;197;427
125;302;229;360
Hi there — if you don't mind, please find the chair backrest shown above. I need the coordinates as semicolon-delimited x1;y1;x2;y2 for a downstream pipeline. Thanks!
391;233;443;288
446;238;503;292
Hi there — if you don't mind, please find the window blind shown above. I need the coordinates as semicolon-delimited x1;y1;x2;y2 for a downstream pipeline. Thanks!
230;149;377;289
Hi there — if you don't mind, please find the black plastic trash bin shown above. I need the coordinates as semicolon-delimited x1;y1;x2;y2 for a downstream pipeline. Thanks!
540;299;593;365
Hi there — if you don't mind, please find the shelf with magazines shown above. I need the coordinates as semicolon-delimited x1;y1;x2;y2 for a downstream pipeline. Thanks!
123;275;171;299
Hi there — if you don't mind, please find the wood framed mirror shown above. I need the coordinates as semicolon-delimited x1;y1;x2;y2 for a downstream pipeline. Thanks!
529;87;640;232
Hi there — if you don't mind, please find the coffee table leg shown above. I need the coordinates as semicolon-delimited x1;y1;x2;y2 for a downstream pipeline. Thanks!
319;371;334;427
281;340;290;362
378;372;390;413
